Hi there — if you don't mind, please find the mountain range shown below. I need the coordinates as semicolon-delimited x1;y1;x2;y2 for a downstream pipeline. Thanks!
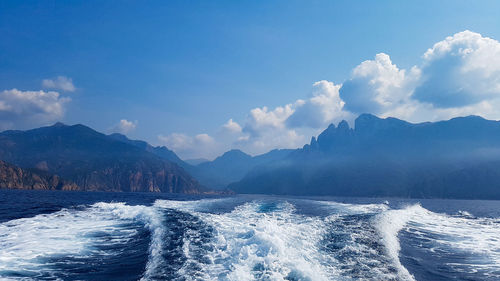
2;114;500;199
229;114;500;199
109;133;292;189
0;123;204;193
185;148;293;189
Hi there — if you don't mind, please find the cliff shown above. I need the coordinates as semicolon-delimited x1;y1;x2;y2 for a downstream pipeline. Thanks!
0;160;78;191
0;123;205;193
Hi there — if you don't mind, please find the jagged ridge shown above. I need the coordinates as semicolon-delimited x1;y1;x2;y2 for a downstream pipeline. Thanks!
229;114;500;199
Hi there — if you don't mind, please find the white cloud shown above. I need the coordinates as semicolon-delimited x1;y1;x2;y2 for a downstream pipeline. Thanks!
339;53;419;115
337;31;500;123
222;118;242;133
113;119;137;134
414;30;500;108
42;76;76;92
0;89;70;130
235;103;308;155
236;126;307;154
194;133;214;144
158;133;193;151
233;80;353;155
287;80;351;128
160;30;500;159
243;104;295;137
158;132;216;159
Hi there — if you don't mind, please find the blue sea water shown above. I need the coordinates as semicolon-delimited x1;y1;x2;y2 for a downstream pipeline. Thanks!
1;190;500;280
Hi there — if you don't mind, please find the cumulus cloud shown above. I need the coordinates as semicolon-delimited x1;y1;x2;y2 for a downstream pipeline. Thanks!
218;80;350;155
234;103;309;154
339;53;419;115
0;89;70;130
42;76;76;92
243;104;295;137
337;30;500;123
113;119;137;134
236;126;307;155
195;133;215;144
222;118;242;133
158;132;216;159
287;80;351;128
161;30;500;158
413;30;500;108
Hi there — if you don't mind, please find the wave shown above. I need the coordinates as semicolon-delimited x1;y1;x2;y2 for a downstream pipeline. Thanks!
154;199;500;280
375;203;500;280
375;205;419;281
0;202;160;280
2;198;499;280
153;199;418;280
154;199;337;280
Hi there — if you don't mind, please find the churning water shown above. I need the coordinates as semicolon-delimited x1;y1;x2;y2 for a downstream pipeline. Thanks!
1;190;499;280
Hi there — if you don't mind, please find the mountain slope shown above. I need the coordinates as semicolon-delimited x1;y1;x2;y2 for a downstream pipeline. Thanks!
0;123;204;193
187;148;294;189
109;134;294;189
230;114;500;199
108;133;186;166
0;160;78;190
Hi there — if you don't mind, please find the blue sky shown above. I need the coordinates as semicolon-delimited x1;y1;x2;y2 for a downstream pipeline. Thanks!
2;1;500;159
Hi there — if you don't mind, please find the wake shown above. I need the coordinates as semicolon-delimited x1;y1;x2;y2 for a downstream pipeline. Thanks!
1;198;499;280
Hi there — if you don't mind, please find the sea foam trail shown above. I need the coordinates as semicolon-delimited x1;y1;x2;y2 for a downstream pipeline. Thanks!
155;199;339;281
311;200;409;280
3;198;497;281
375;205;418;281
376;203;500;280
91;203;166;281
153;199;415;281
0;202;161;280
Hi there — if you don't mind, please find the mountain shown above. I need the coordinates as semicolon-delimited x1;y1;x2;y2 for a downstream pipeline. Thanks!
108;133;185;166
0;123;205;193
0;160;78;190
108;133;292;189
229;114;500;199
187;149;294;189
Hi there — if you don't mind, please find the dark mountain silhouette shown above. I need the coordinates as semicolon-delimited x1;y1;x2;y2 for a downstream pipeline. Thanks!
108;133;185;166
186;149;294;189
229;114;500;199
0;123;205;193
109;134;293;189
109;132;293;189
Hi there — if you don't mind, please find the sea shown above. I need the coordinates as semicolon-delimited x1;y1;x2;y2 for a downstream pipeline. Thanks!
0;189;499;281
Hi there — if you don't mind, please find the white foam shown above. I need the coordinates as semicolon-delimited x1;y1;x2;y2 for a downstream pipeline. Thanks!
310;199;389;214
4;198;497;280
0;202;162;280
93;203;166;281
375;203;500;279
153;198;427;280
375;205;419;281
155;199;340;281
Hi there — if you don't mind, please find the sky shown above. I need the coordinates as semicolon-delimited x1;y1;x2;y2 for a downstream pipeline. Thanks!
2;1;500;159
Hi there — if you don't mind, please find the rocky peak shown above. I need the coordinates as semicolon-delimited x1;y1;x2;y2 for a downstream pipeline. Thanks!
310;136;318;147
338;120;349;130
354;114;412;136
219;149;252;161
354;113;380;132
